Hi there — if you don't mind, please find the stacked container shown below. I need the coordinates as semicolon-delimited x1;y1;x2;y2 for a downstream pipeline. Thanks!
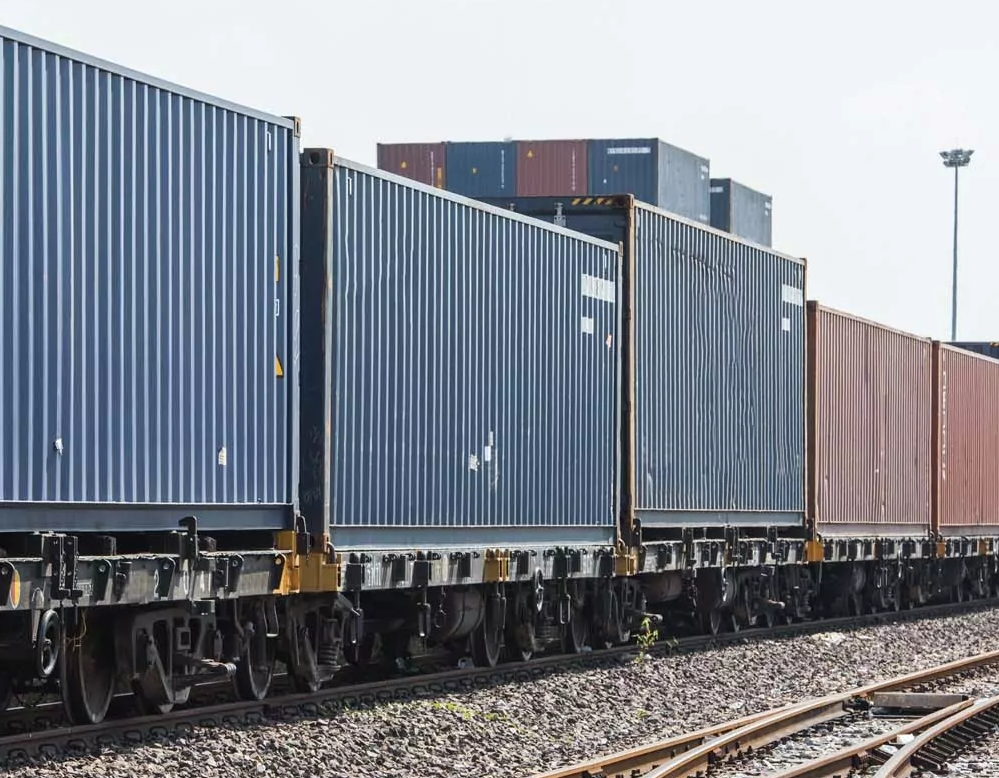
376;137;712;223
806;304;933;537
299;152;623;548
710;178;773;247
376;142;446;188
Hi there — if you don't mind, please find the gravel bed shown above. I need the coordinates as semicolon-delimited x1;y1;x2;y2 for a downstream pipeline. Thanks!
5;607;999;778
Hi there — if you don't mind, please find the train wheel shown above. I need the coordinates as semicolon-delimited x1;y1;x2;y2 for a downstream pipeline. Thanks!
505;591;537;662
62;612;116;725
470;597;503;668
234;606;277;702
562;598;589;654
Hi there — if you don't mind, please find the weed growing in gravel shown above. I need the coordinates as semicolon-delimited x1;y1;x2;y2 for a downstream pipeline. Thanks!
634;616;660;663
426;701;529;734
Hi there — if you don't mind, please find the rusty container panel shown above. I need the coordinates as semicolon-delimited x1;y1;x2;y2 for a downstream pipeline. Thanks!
808;303;933;537
515;139;587;197
934;344;999;534
376;142;446;188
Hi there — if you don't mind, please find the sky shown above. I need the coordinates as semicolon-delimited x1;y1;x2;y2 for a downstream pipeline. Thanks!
0;0;993;340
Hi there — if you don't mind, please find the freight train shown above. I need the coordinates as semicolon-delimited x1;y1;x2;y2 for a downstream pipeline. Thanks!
0;24;997;728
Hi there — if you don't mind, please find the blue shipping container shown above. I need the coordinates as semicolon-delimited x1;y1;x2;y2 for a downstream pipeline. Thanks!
587;138;710;223
299;151;622;549
481;195;806;529
949;342;999;361
444;141;517;198
710;178;773;247
0;25;300;532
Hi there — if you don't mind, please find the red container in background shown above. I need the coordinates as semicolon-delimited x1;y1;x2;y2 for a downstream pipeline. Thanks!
376;142;446;188
515;139;587;197
807;303;933;536
934;344;999;535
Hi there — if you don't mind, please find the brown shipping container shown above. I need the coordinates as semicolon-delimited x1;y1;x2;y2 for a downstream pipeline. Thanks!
515;139;587;197
807;303;933;536
376;142;446;188
934;344;999;534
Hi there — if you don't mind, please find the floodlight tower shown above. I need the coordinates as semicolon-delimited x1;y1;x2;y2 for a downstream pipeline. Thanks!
940;148;974;341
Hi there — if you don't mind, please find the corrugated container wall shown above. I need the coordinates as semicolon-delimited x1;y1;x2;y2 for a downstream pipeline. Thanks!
631;202;804;527
935;344;999;534
515;139;587;197
0;25;300;532
807;304;932;537
477;195;806;530
587;138;710;223
949;342;999;360
376;142;446;188
710;178;773;247
444;141;517;198
299;152;621;549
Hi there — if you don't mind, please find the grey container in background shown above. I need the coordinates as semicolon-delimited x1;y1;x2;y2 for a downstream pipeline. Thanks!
588;138;710;223
949;342;999;361
479;195;806;531
0;24;301;533
710;178;773;247
299;151;622;549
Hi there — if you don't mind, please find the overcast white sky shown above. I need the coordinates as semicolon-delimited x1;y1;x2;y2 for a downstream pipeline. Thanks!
0;0;993;340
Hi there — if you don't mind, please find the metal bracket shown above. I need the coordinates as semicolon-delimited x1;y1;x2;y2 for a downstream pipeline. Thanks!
92;558;114;602
155;557;177;599
48;534;83;601
213;555;244;594
113;559;132;600
412;555;432;588
450;551;472;579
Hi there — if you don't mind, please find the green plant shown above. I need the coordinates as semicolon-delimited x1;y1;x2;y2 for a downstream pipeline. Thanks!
634;616;660;663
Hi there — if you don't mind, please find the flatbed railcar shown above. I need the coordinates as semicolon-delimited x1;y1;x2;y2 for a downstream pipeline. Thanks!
1;23;999;729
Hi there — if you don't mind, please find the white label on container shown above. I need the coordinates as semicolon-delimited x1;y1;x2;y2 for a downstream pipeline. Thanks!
469;454;480;472
781;317;791;332
709;185;724;194
607;146;652;155
581;316;595;335
483;445;492;463
781;284;804;307
217;446;227;467
581;274;616;304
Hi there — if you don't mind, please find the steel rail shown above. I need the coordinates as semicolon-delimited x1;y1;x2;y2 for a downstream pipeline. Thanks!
533;649;999;778
874;694;999;778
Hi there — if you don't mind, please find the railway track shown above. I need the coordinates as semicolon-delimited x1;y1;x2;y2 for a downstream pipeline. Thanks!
538;641;999;778
0;598;996;764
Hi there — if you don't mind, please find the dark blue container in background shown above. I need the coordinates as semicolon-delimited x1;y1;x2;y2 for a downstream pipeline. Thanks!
445;141;517;198
300;151;622;549
587;138;710;223
481;194;806;531
949;342;999;360
710;178;773;247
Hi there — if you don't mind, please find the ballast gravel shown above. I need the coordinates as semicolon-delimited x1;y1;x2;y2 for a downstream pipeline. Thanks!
6;608;999;778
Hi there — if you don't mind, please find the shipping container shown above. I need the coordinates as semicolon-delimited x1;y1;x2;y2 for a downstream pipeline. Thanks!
515;139;587;197
0;24;300;533
482;194;806;530
299;150;622;549
710;178;773;247
588;138;710;223
934;344;999;535
444;141;517;198
949;342;999;360
376;142;446;188
807;304;933;537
